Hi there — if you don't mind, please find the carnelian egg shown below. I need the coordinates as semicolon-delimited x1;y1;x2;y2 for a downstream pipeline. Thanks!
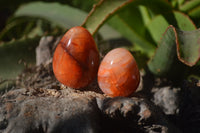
53;26;99;89
98;48;140;97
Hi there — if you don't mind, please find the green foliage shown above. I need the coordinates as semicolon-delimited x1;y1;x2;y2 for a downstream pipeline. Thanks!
0;17;63;41
13;2;120;39
147;11;196;44
179;0;200;13
83;0;200;79
82;0;132;35
0;37;40;91
71;0;98;12
1;0;200;82
148;26;200;77
106;5;156;56
0;37;40;79
15;2;87;29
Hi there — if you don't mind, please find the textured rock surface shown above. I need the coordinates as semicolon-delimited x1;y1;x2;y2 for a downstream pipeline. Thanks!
36;36;61;66
0;84;181;133
0;88;102;133
152;86;180;115
97;97;180;133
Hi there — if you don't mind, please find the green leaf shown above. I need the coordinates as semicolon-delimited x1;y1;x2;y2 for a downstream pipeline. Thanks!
82;0;173;56
14;2;120;40
180;0;200;12
179;0;200;19
0;17;60;41
129;0;172;15
82;0;132;35
148;25;200;77
188;6;200;18
177;28;200;66
107;6;156;56
15;2;86;28
0;80;14;93
147;11;196;44
72;0;98;12
0;37;40;79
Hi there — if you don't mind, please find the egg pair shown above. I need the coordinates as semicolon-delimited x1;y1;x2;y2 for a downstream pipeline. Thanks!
53;26;140;97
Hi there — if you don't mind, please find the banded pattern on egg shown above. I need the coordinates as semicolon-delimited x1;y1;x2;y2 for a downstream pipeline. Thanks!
53;26;99;89
98;48;140;97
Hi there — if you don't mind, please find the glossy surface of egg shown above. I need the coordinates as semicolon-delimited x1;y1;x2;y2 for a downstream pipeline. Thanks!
53;26;99;89
98;48;140;97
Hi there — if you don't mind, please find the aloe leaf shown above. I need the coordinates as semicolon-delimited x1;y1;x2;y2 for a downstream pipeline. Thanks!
188;6;200;18
177;28;200;66
82;0;174;56
82;0;172;53
133;0;172;15
107;9;156;56
180;0;200;12
83;0;172;32
0;80;14;92
0;17;56;41
179;0;200;19
147;11;196;44
0;37;39;92
148;25;200;77
14;2;120;40
82;0;132;35
15;2;86;28
0;37;40;79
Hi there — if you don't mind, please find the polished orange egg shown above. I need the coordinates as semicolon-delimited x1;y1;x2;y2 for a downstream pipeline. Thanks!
53;26;99;89
98;48;140;97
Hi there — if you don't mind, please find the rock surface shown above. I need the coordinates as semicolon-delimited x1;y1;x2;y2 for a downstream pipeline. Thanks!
0;86;179;133
0;88;103;133
152;86;180;115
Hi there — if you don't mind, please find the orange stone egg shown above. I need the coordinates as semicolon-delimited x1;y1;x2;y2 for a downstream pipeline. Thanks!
98;48;140;97
53;26;99;89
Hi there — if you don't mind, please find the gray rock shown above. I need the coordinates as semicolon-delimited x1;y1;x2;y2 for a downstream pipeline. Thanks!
36;36;60;66
0;87;182;133
96;97;180;133
0;88;101;133
152;87;180;115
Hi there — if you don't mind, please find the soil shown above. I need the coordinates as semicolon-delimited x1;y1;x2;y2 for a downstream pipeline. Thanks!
0;36;200;133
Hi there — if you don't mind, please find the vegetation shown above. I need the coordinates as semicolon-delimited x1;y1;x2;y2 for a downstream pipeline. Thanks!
0;0;200;90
